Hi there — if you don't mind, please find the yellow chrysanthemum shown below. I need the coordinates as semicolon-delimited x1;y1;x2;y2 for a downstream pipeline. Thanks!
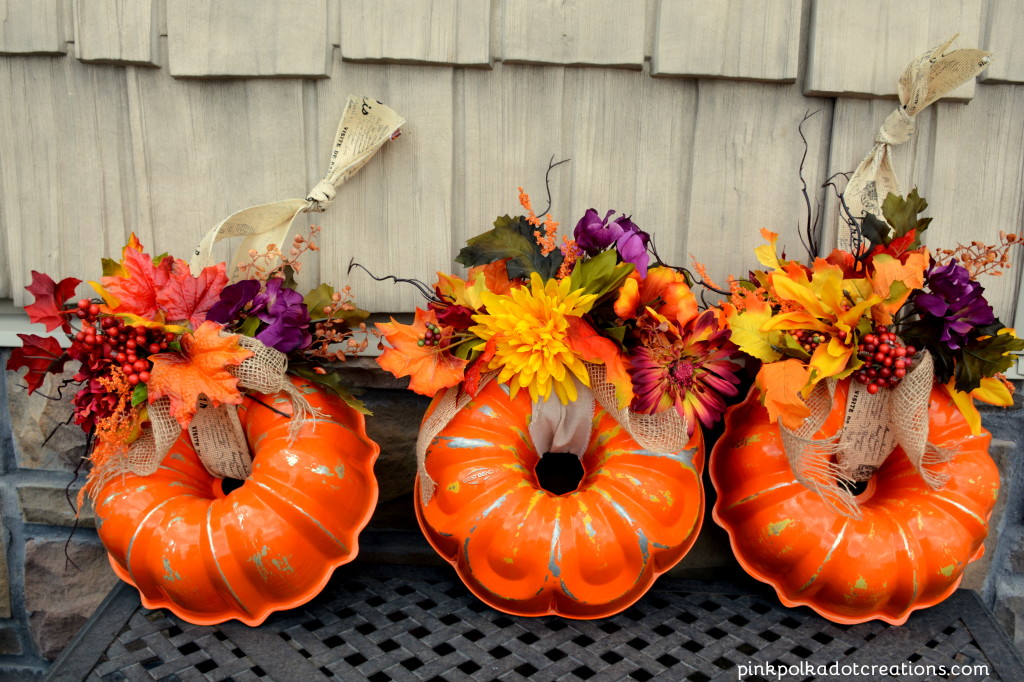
470;272;597;404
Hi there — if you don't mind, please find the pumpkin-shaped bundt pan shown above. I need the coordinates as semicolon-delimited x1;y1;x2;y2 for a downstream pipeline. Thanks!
93;378;379;626
417;379;705;619
710;380;998;625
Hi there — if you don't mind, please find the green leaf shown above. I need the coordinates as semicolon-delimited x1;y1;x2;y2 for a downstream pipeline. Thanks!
281;265;299;290
882;189;931;248
775;333;811;360
237;315;261;338
954;331;1024;392
859;213;890;251
152;252;170;266
455;215;563;280
131;383;148;407
602;324;628;349
304;283;336;321
569;249;634;302
288;365;371;415
167;340;182;352
101;257;123;277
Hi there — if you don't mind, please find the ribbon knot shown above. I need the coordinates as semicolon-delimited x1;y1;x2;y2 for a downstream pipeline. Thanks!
875;107;915;146
304;179;337;213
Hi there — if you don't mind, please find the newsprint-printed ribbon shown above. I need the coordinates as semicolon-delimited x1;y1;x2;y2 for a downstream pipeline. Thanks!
780;351;952;519
114;96;405;484
839;35;991;251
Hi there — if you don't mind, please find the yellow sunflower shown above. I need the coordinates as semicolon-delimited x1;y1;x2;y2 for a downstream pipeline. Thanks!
470;272;597;403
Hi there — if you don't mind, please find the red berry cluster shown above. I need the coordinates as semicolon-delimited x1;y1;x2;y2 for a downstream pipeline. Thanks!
72;299;174;386
852;328;916;394
417;322;443;348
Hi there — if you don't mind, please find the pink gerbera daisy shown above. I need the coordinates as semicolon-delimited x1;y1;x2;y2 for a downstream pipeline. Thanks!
629;309;743;434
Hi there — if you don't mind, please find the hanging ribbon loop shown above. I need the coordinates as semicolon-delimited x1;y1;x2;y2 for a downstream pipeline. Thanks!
838;35;991;250
190;96;405;276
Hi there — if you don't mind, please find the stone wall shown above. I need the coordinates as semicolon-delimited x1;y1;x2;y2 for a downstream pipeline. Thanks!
0;353;1021;677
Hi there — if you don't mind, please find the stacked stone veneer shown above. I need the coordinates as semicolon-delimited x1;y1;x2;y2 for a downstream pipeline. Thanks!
0;351;1021;677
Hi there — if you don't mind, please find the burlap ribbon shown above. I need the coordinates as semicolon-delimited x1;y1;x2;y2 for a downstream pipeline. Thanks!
190;96;405;275
416;363;693;504
780;351;953;519
127;336;320;480
839;36;991;250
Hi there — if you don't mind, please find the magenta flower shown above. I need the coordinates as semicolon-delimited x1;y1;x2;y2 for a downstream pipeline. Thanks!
573;209;651;276
914;260;995;350
629;310;742;435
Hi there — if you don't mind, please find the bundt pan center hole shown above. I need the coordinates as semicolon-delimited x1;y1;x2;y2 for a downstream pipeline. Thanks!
837;476;876;502
534;452;585;495
215;477;247;498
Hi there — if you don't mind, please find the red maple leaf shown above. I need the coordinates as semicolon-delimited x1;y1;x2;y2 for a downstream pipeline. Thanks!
100;244;172;319
156;259;228;328
565;316;634;408
6;334;69;393
24;271;82;332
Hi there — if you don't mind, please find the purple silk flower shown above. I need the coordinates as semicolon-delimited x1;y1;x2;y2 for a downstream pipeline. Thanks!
914;260;995;350
573;209;651;277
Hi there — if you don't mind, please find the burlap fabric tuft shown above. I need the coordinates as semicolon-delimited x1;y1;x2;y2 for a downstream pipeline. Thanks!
779;351;954;519
839;35;991;250
416;363;693;504
98;96;404;485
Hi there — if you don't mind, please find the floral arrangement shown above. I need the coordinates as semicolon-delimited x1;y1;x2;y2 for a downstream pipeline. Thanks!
7;227;370;469
723;189;1022;433
374;187;744;436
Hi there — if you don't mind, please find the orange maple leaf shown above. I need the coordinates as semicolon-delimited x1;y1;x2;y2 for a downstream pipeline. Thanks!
755;359;813;430
375;308;468;397
147;321;253;428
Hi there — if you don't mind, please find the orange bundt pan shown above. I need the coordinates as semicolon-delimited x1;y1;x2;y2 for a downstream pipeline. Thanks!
93;377;380;626
416;380;705;619
710;380;998;625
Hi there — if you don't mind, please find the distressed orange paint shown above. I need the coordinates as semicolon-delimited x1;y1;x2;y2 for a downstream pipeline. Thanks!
417;379;705;619
711;381;998;625
93;378;379;626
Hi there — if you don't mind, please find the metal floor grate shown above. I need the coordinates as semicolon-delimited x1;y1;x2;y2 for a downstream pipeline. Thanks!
50;563;1022;682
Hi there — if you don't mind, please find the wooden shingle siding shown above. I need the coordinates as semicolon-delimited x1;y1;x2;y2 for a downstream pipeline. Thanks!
927;87;1024;319
340;0;491;66
652;0;802;82
166;0;331;78
0;0;65;54
501;0;645;68
686;81;833;291
0;0;1021;326
317;59;456;312
0;52;134;305
981;0;1024;83
72;0;159;66
123;55;313;281
805;0;984;100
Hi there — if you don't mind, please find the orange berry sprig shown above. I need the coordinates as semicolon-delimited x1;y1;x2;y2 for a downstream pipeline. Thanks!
934;232;1022;278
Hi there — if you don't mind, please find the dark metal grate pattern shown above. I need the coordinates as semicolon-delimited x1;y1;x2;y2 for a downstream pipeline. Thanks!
53;565;1019;682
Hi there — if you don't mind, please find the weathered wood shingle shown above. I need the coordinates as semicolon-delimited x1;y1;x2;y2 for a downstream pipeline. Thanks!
340;0;490;66
0;0;65;54
502;0;645;68
0;53;135;305
652;0;803;82
316;59;456;312
927;86;1024;321
981;0;1024;83
805;0;984;100
166;0;331;78
73;0;159;65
